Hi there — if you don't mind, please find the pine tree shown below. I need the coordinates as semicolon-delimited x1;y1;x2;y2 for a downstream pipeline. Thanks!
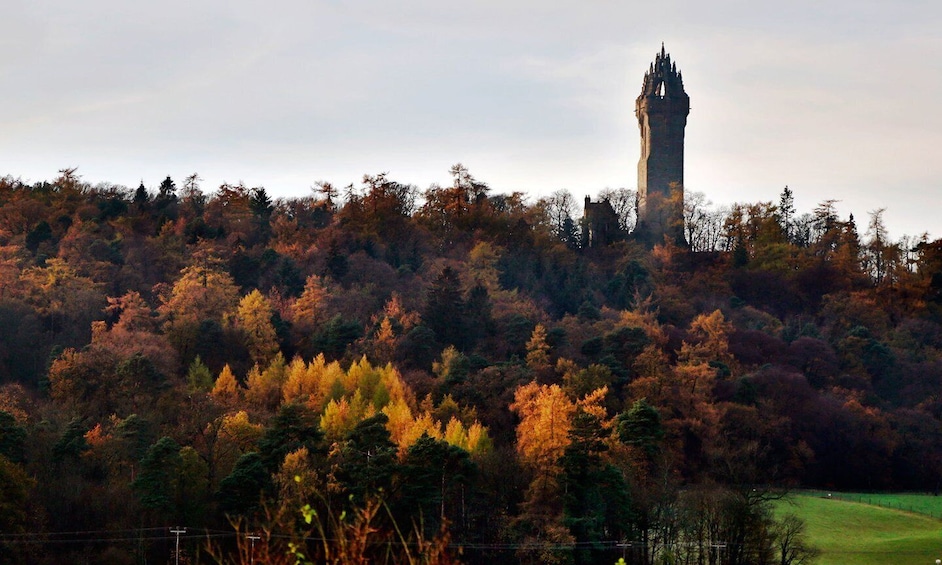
778;185;795;242
133;436;183;517
257;403;324;472
424;267;465;348
333;413;398;504
187;355;214;393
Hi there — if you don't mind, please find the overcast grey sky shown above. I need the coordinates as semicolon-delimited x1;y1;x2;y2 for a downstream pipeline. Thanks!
2;0;941;239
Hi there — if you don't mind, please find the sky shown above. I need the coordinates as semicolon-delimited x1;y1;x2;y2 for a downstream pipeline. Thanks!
2;0;941;240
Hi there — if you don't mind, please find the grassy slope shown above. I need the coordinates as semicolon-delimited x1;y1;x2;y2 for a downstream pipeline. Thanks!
780;495;942;565
801;491;942;518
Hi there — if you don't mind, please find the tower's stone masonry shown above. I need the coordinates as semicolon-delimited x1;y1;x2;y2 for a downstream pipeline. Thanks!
635;45;689;246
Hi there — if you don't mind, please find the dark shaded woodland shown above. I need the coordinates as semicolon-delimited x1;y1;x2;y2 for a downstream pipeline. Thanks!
0;167;938;564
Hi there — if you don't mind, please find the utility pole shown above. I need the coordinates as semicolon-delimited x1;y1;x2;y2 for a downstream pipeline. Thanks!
171;526;186;565
247;533;261;565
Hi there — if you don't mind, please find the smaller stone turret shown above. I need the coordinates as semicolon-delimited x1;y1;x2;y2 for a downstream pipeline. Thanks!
582;195;622;248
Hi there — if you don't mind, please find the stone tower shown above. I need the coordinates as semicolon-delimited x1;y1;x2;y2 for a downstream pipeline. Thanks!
635;44;689;246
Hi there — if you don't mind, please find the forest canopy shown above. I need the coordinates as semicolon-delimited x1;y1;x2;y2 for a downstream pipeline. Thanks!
0;167;940;564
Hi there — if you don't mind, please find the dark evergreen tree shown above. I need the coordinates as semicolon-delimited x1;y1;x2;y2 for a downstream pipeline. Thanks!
778;185;796;243
398;434;475;536
133;181;149;206
133;436;182;518
52;418;89;461
605;260;651;310
113;414;154;463
25;221;52;253
424;267;466;349
0;412;26;464
617;398;665;461
250;187;274;241
155;175;177;209
334;413;398;505
463;283;493;350
310;315;362;360
396;325;438;369
561;411;631;565
217;452;272;517
0;456;32;562
249;187;273;218
0;299;43;384
257;403;324;472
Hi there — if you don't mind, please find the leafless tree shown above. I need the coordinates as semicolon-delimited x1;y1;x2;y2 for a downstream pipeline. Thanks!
598;187;637;233
539;189;578;241
685;191;730;252
774;514;820;565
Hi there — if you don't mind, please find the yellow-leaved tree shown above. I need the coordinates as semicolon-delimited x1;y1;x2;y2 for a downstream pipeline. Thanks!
291;275;330;335
510;381;598;565
211;364;242;406
235;289;279;366
245;354;288;412
212;410;264;485
511;382;576;477
158;263;239;359
672;309;736;411
317;357;413;442
160;263;239;327
525;324;551;373
306;356;491;457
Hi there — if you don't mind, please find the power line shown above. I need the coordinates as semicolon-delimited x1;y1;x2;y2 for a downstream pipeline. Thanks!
5;526;940;556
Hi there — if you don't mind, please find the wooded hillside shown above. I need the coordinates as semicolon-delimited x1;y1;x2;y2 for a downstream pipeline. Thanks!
0;166;939;564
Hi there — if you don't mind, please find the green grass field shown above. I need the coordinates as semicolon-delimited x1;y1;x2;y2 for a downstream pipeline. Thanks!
801;491;942;519
779;494;942;565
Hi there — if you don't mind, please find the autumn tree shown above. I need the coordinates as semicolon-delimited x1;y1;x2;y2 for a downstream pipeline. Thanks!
863;208;902;285
512;382;576;476
159;262;240;364
338;172;417;240
212;364;242;406
18;257;104;344
95;291;178;378
416;164;490;245
245;354;288;413
526;324;552;373
511;382;614;564
235;289;280;365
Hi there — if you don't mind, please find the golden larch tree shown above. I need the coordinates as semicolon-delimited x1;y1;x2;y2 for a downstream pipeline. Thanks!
236;289;280;366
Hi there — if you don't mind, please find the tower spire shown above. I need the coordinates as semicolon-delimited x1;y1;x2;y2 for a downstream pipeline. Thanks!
634;45;690;247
